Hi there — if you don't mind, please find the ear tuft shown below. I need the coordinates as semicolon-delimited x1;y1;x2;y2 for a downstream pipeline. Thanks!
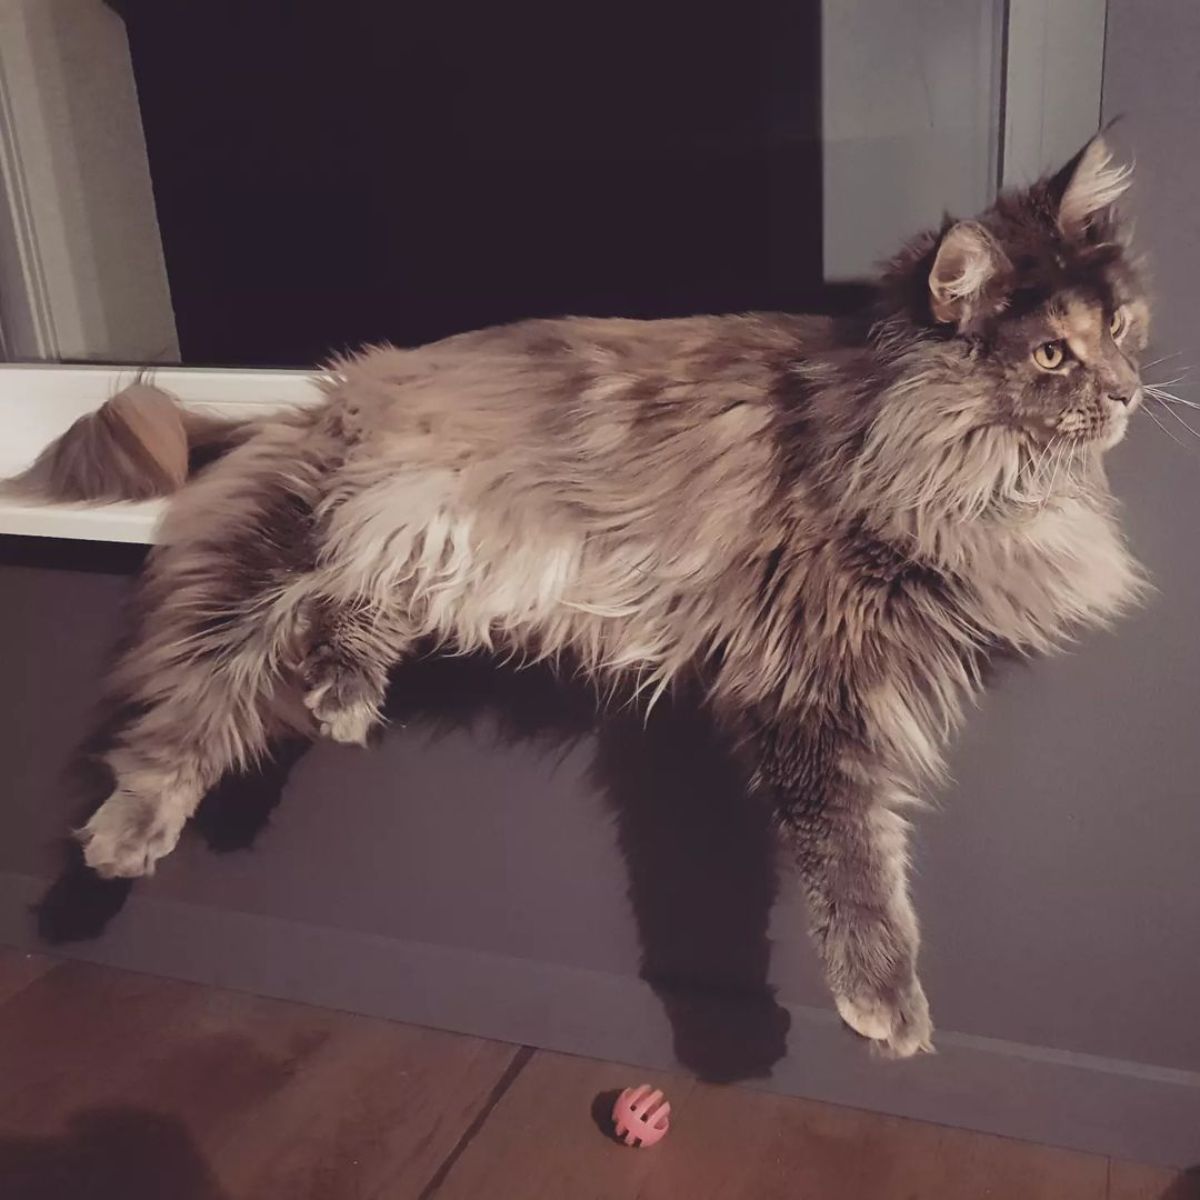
928;221;1011;328
1053;134;1133;240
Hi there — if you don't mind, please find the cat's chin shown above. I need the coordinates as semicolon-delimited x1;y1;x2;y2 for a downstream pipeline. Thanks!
1097;416;1130;450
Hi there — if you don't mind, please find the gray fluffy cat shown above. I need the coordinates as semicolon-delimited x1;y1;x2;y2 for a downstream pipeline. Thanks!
10;135;1148;1057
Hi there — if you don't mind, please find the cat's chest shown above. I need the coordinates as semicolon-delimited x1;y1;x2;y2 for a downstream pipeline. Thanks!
956;500;1141;648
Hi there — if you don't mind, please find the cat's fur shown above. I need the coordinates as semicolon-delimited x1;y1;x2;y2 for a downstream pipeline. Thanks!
9;136;1149;1056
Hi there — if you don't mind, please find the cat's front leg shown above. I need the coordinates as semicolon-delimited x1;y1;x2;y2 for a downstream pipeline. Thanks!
300;596;415;745
753;713;933;1058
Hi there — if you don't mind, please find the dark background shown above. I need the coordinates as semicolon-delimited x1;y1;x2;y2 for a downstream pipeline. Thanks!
107;0;829;366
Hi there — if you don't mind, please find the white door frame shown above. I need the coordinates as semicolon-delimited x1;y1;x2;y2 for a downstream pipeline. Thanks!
0;0;178;364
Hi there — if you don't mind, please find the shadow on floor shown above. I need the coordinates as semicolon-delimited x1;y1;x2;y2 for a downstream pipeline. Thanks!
0;1106;231;1200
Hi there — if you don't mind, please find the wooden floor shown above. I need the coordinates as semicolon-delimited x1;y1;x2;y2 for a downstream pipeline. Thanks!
0;948;1194;1200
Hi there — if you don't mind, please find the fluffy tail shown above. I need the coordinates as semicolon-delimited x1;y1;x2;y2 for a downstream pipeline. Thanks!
3;383;256;503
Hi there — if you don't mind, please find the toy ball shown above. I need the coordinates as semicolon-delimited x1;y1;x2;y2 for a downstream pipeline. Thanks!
612;1084;671;1147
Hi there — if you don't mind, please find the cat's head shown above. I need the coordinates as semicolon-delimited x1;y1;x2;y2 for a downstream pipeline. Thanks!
882;134;1147;454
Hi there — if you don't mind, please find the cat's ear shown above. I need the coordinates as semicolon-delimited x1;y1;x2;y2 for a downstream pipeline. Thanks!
928;221;1011;327
1050;134;1133;241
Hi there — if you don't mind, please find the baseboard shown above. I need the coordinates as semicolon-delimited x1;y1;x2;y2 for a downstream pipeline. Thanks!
2;870;1196;1167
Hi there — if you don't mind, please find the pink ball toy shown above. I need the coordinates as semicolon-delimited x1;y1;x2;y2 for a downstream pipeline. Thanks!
612;1084;671;1147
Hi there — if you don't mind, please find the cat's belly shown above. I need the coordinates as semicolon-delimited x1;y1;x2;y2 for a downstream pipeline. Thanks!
311;464;715;675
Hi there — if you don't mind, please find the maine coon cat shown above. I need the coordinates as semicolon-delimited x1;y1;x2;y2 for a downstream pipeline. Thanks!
9;135;1148;1057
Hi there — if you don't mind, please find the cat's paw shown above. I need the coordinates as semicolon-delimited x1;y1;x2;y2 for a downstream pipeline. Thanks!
312;698;379;746
76;792;185;878
835;978;934;1059
302;662;383;747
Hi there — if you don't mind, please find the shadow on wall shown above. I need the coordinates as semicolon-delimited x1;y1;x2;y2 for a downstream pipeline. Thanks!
0;1106;230;1200
382;655;792;1083
34;652;790;1085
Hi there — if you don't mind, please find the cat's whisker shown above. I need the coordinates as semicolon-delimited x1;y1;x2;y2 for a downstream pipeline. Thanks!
1151;395;1200;441
1038;441;1067;508
1016;437;1058;503
1146;383;1198;398
1144;399;1192;450
1144;386;1200;412
1143;371;1192;389
1017;441;1048;489
1027;444;1056;489
1038;450;1058;507
1141;351;1184;370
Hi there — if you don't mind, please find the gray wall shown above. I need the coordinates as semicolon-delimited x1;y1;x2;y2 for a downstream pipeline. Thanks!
3;1;1200;1169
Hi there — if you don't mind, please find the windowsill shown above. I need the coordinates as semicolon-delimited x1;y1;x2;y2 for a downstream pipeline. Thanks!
0;495;166;543
0;363;317;544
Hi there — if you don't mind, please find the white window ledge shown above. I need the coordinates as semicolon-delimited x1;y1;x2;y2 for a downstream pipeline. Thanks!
0;364;317;544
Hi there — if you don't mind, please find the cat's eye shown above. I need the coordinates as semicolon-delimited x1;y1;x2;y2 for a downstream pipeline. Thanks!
1032;341;1067;370
1109;307;1127;338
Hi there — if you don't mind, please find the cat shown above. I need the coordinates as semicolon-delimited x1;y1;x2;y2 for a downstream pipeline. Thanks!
8;134;1148;1057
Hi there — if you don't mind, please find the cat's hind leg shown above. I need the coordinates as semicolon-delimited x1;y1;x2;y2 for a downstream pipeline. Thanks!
80;440;321;877
80;603;304;878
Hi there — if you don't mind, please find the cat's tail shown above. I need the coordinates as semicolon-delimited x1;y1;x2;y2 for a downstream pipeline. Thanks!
2;382;258;503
